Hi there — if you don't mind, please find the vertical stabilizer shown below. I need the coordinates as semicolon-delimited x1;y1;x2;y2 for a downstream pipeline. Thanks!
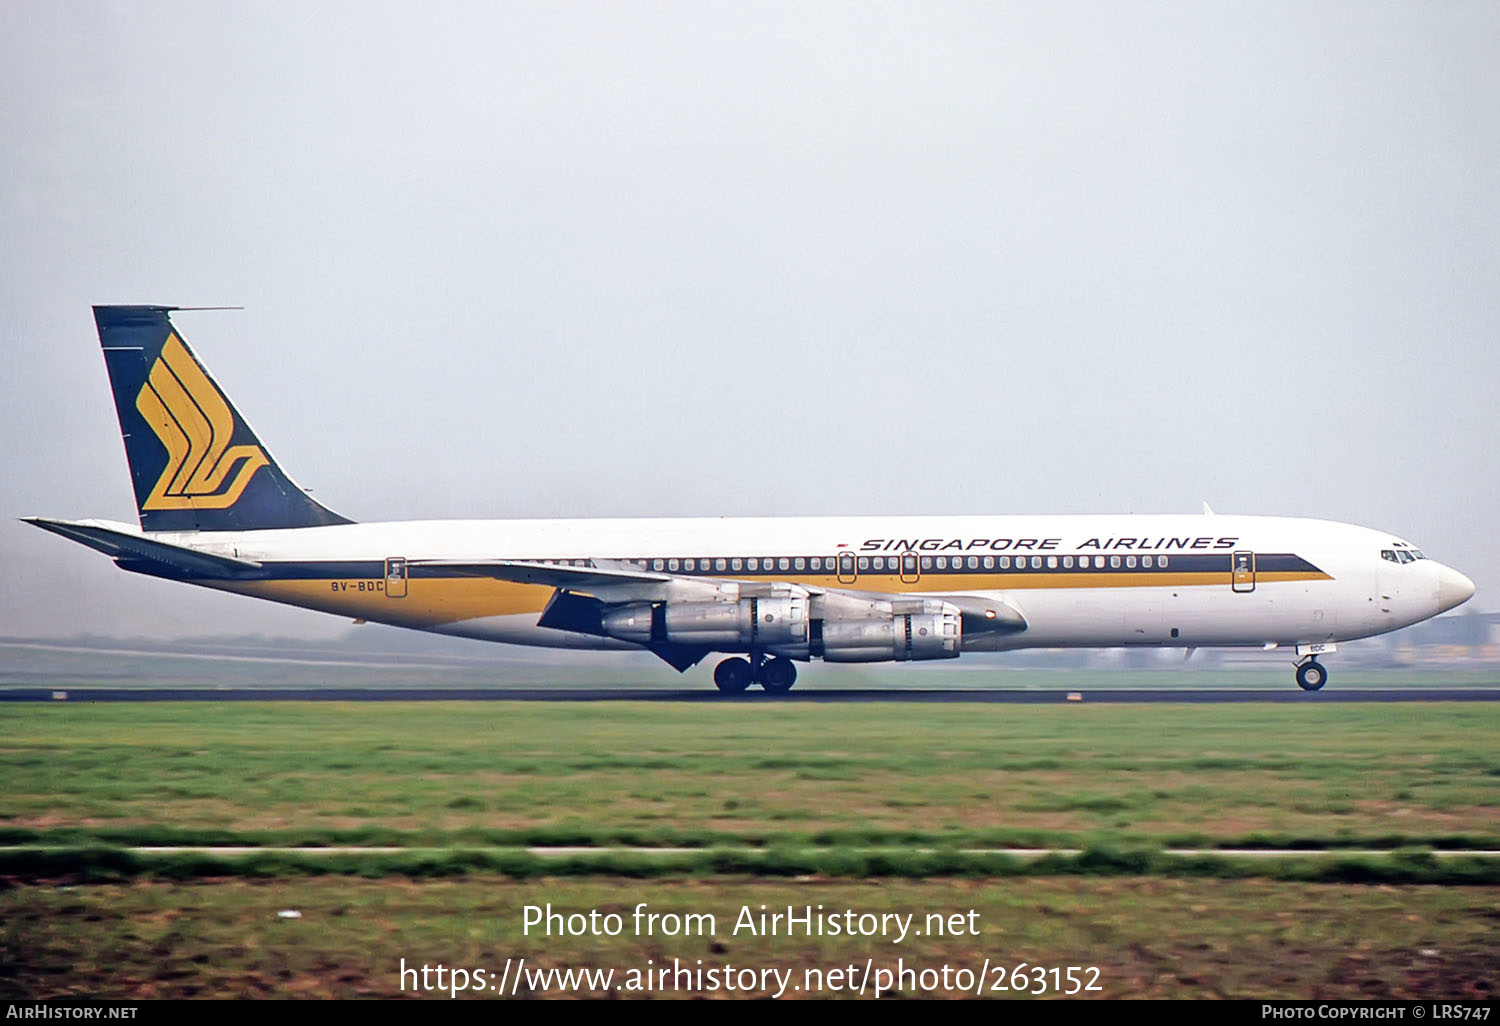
94;305;352;532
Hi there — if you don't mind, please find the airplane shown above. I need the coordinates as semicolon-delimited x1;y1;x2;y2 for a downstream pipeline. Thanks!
25;305;1477;693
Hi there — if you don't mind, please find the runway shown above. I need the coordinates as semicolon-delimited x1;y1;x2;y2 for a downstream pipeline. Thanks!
2;686;1498;703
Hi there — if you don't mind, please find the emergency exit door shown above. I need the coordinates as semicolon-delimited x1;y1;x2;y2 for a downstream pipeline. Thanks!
900;551;921;584
836;551;858;584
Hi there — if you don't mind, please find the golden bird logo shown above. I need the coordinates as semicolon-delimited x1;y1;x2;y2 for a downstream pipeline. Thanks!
135;334;268;510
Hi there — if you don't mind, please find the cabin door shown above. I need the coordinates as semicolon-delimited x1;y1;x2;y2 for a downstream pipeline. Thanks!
1231;550;1256;593
385;557;408;599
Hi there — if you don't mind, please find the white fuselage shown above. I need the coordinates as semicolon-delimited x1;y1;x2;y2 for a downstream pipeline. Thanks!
132;512;1472;655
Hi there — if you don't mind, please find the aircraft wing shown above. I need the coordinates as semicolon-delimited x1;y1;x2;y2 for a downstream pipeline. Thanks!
412;558;674;591
413;557;1026;638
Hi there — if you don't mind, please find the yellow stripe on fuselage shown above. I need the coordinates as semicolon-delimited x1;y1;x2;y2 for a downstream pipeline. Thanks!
207;577;553;627
206;569;1330;629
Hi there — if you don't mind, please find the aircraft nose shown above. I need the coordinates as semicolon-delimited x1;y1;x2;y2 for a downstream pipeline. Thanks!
1435;565;1476;613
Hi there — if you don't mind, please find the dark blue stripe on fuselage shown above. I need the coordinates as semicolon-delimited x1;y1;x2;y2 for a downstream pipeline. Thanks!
158;551;1323;582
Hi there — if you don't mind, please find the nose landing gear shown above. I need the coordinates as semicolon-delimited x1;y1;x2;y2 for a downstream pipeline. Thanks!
1295;657;1328;692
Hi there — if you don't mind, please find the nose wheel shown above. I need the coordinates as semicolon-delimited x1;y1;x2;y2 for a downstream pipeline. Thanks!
1295;658;1327;692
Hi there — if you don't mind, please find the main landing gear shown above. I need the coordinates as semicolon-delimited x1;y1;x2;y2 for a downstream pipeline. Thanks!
1295;657;1328;692
713;655;798;695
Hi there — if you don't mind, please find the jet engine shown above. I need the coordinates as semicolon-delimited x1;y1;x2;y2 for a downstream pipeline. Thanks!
819;604;962;662
602;596;809;648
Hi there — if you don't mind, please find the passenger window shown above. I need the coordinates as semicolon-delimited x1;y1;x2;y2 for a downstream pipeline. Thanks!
858;557;869;570
1063;556;1073;569
668;559;679;571
983;556;994;570
778;557;789;571
1126;556;1137;569
967;556;978;569
810;557;822;571
999;556;1011;569
1046;556;1057;569
715;558;727;571
1142;555;1153;568
1159;555;1168;569
731;558;742;571
921;557;932;570
794;557;805;570
1030;556;1042;569
1110;556;1121;569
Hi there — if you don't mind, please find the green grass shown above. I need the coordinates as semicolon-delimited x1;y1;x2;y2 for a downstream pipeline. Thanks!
2;702;1496;853
2;876;1494;999
3;700;1496;1001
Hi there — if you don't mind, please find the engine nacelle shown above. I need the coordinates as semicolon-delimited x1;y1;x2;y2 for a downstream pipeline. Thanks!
601;604;656;644
602;596;809;648
820;603;962;662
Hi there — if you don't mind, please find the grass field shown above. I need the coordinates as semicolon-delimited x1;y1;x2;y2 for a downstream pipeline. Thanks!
3;701;1497;850
2;700;1496;999
3;877;1494;999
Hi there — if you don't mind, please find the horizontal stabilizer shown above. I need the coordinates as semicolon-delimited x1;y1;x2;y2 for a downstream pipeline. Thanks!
21;517;260;578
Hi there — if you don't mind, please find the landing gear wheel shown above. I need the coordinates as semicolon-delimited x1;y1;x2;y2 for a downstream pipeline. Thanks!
1295;659;1327;692
760;658;797;694
714;657;753;694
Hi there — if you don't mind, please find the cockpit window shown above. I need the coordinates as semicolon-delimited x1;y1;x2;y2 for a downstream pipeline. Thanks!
1412;550;1426;560
1380;550;1398;563
1395;549;1415;564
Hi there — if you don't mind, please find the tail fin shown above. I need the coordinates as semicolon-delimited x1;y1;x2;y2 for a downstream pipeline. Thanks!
94;305;352;532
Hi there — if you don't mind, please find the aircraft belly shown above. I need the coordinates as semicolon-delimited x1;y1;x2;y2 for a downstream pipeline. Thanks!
1009;582;1343;648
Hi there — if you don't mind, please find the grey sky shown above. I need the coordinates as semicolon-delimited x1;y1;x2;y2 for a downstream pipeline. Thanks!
2;1;1497;640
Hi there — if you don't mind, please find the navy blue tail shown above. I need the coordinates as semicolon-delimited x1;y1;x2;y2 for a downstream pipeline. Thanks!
94;305;352;532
